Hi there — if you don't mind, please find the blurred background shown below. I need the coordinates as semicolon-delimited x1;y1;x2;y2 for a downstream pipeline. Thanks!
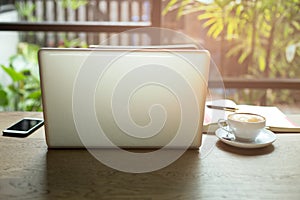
0;0;299;113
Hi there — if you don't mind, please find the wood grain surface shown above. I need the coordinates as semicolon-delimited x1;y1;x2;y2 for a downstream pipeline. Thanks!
0;112;300;200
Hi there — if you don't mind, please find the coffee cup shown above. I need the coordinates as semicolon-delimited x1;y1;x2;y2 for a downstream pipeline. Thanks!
218;113;266;141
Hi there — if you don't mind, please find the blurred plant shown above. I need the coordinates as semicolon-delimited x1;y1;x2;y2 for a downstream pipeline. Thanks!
0;1;90;111
58;36;88;48
15;0;88;22
60;0;88;10
228;88;296;106
0;85;8;108
163;0;300;106
0;43;41;111
163;0;300;78
0;38;88;111
15;1;38;22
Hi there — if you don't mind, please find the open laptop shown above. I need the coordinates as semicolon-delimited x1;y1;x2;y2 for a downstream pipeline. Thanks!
38;48;210;148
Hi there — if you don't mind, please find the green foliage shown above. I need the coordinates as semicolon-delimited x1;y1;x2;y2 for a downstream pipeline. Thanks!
58;36;88;48
15;2;38;22
17;42;40;65
0;43;42;111
0;38;88;111
60;0;88;10
228;88;295;106
16;0;88;22
0;1;90;111
163;0;300;78
1;65;26;82
163;0;300;105
0;85;8;107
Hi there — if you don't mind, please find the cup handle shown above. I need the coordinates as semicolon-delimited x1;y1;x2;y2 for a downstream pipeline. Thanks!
217;119;233;134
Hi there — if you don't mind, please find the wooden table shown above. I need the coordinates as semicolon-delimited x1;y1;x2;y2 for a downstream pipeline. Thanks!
0;112;300;200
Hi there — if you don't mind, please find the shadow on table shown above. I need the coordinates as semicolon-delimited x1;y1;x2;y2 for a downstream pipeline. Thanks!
215;140;275;156
46;149;202;199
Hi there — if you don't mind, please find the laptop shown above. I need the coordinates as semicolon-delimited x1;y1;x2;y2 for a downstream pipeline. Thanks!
38;48;210;148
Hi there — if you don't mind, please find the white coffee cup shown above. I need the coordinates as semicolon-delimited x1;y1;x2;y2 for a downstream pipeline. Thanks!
218;113;266;141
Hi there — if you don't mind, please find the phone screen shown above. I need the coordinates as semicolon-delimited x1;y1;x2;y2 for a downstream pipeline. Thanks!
7;119;43;131
3;118;44;137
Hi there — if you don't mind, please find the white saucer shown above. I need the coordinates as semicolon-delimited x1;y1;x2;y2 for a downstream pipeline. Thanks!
215;127;276;149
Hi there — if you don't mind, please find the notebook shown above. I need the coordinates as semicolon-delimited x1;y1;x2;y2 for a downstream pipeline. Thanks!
38;48;210;148
204;99;300;133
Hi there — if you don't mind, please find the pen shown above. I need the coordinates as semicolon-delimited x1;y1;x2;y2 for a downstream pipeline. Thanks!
206;105;238;112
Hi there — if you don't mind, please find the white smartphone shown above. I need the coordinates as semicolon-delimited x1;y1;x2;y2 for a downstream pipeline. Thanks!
2;118;44;137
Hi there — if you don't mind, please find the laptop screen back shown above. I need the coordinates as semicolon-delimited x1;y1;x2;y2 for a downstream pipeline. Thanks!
38;48;210;149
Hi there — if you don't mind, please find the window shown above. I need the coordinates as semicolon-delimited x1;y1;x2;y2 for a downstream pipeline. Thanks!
0;0;299;113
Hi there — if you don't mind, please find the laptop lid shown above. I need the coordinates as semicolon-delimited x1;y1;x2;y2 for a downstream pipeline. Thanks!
38;48;210;149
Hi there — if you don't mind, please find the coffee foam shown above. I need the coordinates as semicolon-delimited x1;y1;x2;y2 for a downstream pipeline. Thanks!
229;113;264;123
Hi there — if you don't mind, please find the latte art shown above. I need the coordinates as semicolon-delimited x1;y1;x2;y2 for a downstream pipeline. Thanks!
229;113;265;123
219;112;266;142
